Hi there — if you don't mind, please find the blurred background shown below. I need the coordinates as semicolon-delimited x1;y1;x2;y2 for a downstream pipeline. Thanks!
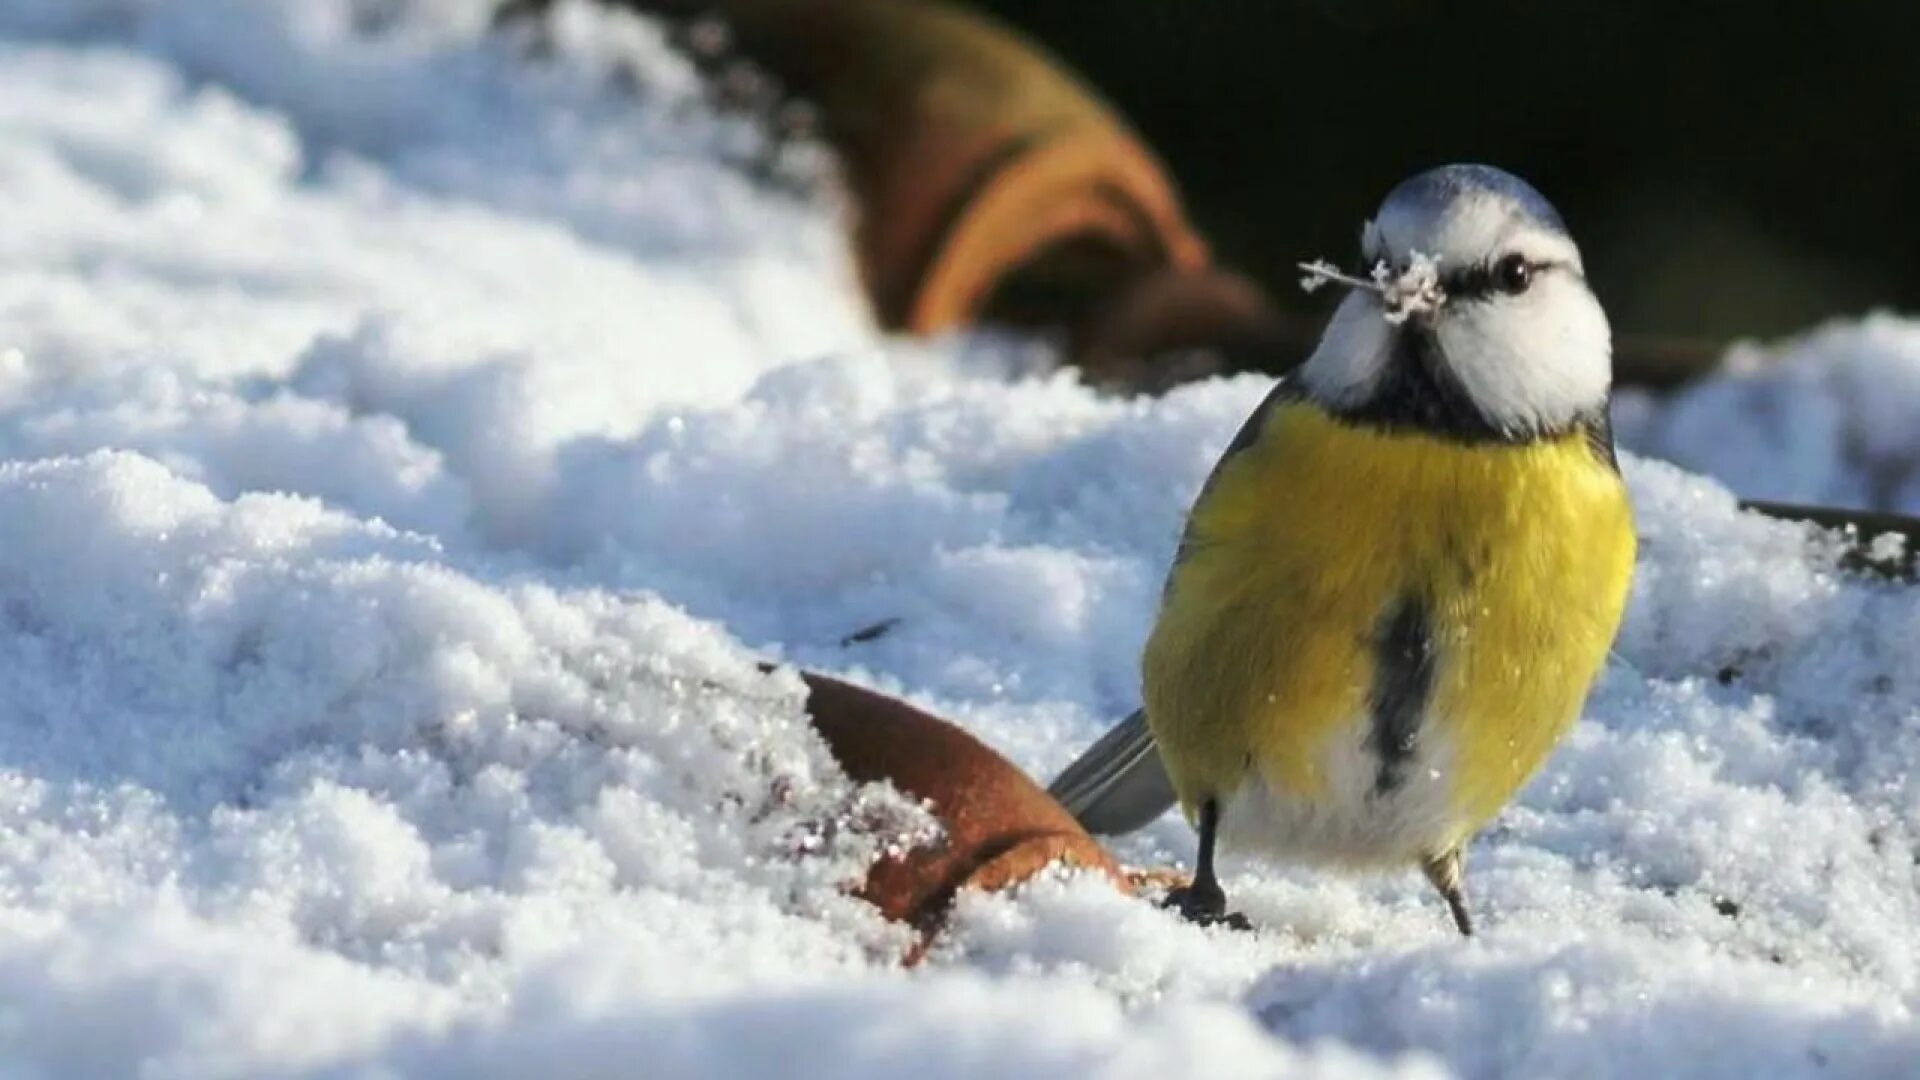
508;0;1920;399
972;0;1920;347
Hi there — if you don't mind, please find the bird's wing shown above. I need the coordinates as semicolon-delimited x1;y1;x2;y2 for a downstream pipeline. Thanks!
1049;377;1306;836
1046;708;1177;835
1167;374;1304;576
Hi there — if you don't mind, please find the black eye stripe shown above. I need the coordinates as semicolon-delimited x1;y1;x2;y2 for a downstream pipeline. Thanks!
1440;265;1499;298
1344;256;1575;300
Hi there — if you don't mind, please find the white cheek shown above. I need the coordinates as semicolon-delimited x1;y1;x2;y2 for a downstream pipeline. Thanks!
1299;293;1393;407
1435;279;1612;433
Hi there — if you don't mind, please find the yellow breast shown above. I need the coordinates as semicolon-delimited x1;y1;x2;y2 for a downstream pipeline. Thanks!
1143;400;1635;838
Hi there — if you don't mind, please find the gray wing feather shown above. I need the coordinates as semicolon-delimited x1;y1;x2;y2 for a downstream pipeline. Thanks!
1046;709;1177;835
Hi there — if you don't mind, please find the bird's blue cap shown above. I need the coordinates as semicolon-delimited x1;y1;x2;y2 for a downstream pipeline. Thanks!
1380;163;1567;236
1363;163;1578;269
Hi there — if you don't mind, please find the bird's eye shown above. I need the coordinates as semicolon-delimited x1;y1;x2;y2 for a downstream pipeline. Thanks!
1494;254;1533;294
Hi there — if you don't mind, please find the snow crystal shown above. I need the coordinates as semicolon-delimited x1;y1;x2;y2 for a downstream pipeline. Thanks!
0;1;1916;1077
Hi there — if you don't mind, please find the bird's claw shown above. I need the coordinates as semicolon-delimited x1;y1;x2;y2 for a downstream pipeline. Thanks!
1162;885;1253;931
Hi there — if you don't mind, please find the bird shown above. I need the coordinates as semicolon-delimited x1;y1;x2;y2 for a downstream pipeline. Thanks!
1049;164;1636;935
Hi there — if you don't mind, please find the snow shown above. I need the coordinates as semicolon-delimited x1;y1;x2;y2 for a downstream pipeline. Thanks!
1617;315;1920;514
0;2;1915;1077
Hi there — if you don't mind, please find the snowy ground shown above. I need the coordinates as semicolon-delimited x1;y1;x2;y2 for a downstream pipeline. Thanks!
0;2;1915;1077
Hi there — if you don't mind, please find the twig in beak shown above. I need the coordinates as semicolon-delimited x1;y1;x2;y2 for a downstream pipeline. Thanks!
1297;260;1381;295
1298;252;1447;325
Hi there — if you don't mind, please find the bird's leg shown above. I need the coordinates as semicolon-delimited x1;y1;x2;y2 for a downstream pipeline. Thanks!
1422;848;1474;937
1163;799;1252;930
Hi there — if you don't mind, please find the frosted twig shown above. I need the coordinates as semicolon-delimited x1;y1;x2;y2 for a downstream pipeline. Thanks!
1298;251;1448;325
1297;259;1379;294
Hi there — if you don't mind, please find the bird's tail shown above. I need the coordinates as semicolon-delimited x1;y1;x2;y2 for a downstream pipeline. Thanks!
1046;708;1179;835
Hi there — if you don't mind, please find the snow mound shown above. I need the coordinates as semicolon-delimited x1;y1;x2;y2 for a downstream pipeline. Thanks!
1617;315;1920;513
0;2;1915;1077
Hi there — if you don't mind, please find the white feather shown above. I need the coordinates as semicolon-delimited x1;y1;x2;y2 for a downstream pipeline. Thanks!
1217;717;1471;868
1298;290;1394;408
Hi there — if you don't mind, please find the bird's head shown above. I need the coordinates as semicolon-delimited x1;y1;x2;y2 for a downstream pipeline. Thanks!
1298;164;1612;441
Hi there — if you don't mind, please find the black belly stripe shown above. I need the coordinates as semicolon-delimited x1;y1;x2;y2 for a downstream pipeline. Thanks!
1367;596;1438;794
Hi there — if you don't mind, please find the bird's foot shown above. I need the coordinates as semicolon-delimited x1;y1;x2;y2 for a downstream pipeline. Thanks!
1161;883;1253;931
1422;850;1474;937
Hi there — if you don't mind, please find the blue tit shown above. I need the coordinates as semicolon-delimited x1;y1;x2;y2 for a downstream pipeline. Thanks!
1051;164;1635;934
